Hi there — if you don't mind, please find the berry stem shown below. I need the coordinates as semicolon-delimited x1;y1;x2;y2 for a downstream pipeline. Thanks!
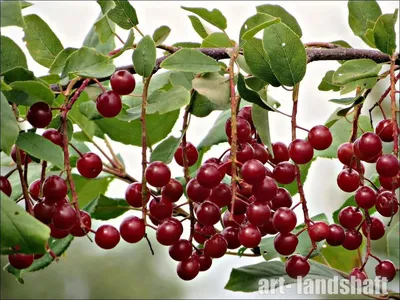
3;167;17;178
225;251;260;257
68;143;84;157
144;234;155;256
92;78;107;93
389;56;399;159
360;210;371;271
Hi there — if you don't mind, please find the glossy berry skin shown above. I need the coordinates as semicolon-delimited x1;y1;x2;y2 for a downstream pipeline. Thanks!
288;139;314;164
42;129;63;147
177;257;200;281
349;268;368;282
95;225;120;249
361;217;385;240
338;206;363;229
119;216;145;243
49;223;69;239
174;142;199;167
252;176;277;202
238;224;262;248
270;188;292;210
196;201;220;226
375;260;397;282
308;125;332;150
379;174;400;191
8;253;34;270
241;159;266;185
156;220;182;246
272;207;297;233
270;142;290;164
204;234;228;258
209;183;232;208
222;211;246;228
356;132;382;161
77;153;103;179
193;222;216;244
42;175;68;203
285;255;310;279
227;196;252;215
326;224;345;246
29;179;41;201
27;102;52;128
0;176;12;196
51;202;77;230
186;178;210;203
225;116;252;143
236;143;255;163
262;215;278;235
337;168;360;192
274;233;298;256
96;91;122;118
376;191;398;217
273;162;296;185
149;197;173;222
11;145;31;164
70;210;92;237
252;143;269;164
337;142;354;165
161;179;183;203
309;222;330;242
192;251;212;271
145;161;171;188
221;226;241;249
110;70;136;95
125;182;149;208
238;106;253;127
33;201;54;224
376;154;399;178
342;229;363;250
169;239;192;261
196;163;222;189
246;201;271;226
375;119;395;142
354;186;376;209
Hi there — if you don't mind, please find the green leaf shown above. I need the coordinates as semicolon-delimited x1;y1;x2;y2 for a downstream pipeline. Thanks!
111;29;134;59
387;222;400;266
181;6;227;30
48;116;73;141
329;96;360;105
0;35;27;74
83;12;116;55
61;47;115;79
1;78;12;91
189;91;226;118
1;194;50;255
224;260;343;292
2;67;35;106
107;0;138;29
201;32;232;48
6;235;74;284
1;1;24;28
97;0;115;14
237;73;274;111
252;104;272;153
133;35;156;78
150;135;182;164
373;10;398;55
169;72;194;91
153;25;171;46
256;4;302;37
23;14;64;68
243;38;280;87
21;1;33;9
160;48;221;73
188;15;209;39
49;47;78;75
262;23;307;86
72;174;114;207
16;132;64;169
0;93;19;155
240;13;280;40
79;101;102;121
318;70;341;92
9;81;54;105
192;72;230;107
172;42;201;49
84;194;129;220
95;15;115;44
348;0;382;47
39;74;61;84
332;59;381;85
340;77;378;95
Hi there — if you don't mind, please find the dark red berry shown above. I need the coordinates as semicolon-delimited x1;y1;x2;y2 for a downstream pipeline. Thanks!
222;211;246;228
361;217;385;240
196;201;220;226
33;201;54;224
342;229;363;250
177;257;200;281
272;207;297;233
70;210;92;237
285;255;310;278
192;250;212;271
273;162;296;184
309;222;329;242
376;191;398;217
375;260;396;282
238;106;253;128
42;129;63;147
262;214;278;235
227;196;252;215
149;197;173;222
308;125;332;150
375;119;395;142
209;183;232;208
241;159;266;185
27;102;52;128
0;176;12;197
269;142;290;164
169;239;192;261
161;179;183;203
174;142;199;167
204;234;228;258
110;70;136;95
337;142;354;165
145;161;171;188
49;223;69;239
11;145;31;164
355;186;376;209
376;154;399;178
349;268;368;281
156;219;182;246
236;143;255;163
252;143;269;164
95;225;120;249
337;168;360;192
96;91;122;118
8;253;34;269
186;178;210;203
356;132;382;161
246;201;271;226
196;163;222;189
225;116;252;143
274;233;298;256
338;206;363;229
125;182;150;208
238;224;261;248
288;139;314;164
77;152;103;179
51;202;77;230
29;179;41;201
326;224;345;246
119;216;145;243
252;176;277;202
42;175;68;203
379;174;400;190
193;222;216;244
270;188;292;210
221;226;241;249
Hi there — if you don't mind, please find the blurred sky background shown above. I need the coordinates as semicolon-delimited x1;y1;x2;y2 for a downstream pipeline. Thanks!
1;1;399;299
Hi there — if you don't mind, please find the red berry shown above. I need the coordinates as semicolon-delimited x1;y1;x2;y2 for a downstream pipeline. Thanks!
29;179;42;201
70;210;92;237
156;219;182;246
186;178;210;203
209;183;232;208
241;159;266;185
376;191;398;217
119;216;145;243
196;163;222;189
174;142;199;167
11;145;31;164
288;139;314;164
326;224;345;246
196;201;220;226
95;225;120;249
221;226;241;249
342;229;363;250
193;222;216;244
252;176;277;202
273;162;296;184
270;188;292;210
8;253;34;269
125;182;149;208
145;161;171;188
149;197;173;222
272;207;297;233
238;106;253;128
225;116;252;143
33;201;54;224
236;143;255;163
227;196;252;215
261;214;278;234
177;257;200;281
110;70;136;95
355;186;377;209
252;143;269;164
361;217;385;240
349;268;368;281
246;201;271;226
337;168;360;192
96;91;122;118
77;152;103;179
309;222;329;242
238;224;261;248
192;250;212;271
51;202;77;230
42;129;63;147
204;234;228;258
274;233;298;256
161;179;183;203
49;223;69;239
337;142;354;165
269;142;290;164
308;125;332;150
285;255;310;278
338;206;363;229
42;175;68;203
375;260;397;282
375;119;395;142
376;154;399;178
356;132;382;161
379;174;400;190
169;239;192;261
27;102;52;128
0;176;12;197
222;211;246;228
